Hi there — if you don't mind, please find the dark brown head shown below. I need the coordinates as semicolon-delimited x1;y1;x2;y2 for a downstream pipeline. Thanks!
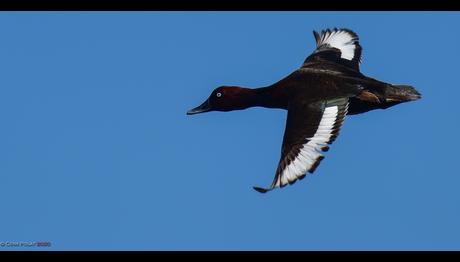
187;86;254;115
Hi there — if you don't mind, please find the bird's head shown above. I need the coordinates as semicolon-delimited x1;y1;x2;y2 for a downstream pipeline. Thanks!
187;86;252;115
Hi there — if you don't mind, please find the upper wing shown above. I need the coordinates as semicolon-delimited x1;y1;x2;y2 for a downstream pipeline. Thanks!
301;28;362;71
254;98;349;193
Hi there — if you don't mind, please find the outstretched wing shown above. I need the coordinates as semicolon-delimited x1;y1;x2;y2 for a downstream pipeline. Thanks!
302;28;362;71
254;98;349;193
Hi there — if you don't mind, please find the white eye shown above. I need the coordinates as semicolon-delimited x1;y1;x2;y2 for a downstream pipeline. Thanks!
216;92;222;97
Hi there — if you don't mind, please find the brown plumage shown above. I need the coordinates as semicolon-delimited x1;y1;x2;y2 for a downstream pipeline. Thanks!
187;28;421;193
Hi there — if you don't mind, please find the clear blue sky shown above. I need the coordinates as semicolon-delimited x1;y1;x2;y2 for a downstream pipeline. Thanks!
1;12;459;251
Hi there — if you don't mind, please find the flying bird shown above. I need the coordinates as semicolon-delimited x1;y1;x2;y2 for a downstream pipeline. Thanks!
187;28;421;193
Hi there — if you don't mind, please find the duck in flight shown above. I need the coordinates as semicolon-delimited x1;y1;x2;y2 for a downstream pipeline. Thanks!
187;28;421;193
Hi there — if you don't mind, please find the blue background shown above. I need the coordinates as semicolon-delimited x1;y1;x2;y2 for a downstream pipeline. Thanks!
0;12;459;250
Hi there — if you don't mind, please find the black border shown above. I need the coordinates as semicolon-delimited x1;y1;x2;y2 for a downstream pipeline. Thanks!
0;0;459;11
0;0;459;255
0;251;460;258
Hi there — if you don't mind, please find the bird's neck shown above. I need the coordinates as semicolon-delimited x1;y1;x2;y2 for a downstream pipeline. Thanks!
234;86;288;110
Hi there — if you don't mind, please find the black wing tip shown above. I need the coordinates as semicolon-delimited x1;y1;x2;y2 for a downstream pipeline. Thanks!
317;27;356;35
338;28;358;37
317;28;360;44
253;186;272;194
313;30;321;44
288;178;298;186
308;155;325;174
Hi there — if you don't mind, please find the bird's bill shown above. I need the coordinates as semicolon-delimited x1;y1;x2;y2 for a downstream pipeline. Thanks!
187;99;211;115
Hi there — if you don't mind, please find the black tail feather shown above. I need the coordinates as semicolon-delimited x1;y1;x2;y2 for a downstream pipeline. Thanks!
387;85;421;102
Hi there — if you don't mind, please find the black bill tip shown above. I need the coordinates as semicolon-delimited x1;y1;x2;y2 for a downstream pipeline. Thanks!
187;99;211;115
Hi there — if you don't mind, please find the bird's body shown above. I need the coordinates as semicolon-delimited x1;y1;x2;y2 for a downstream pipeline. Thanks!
187;28;421;193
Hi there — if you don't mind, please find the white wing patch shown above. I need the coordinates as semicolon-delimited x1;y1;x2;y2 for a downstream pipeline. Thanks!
316;29;359;61
274;99;349;188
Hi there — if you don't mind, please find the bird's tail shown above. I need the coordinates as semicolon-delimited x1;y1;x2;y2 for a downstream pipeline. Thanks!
385;84;421;103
